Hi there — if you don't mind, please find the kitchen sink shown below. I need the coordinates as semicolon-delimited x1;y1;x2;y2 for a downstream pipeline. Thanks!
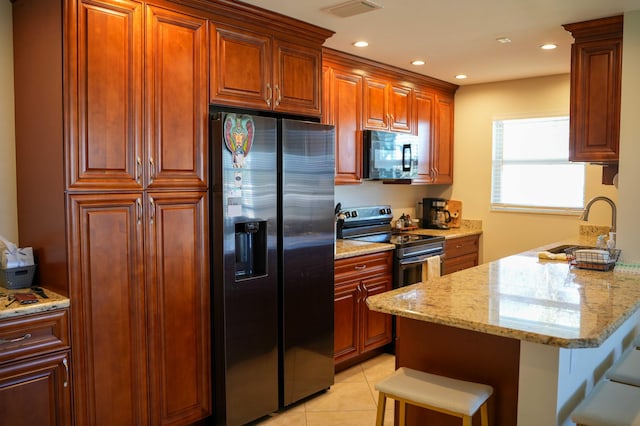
546;244;596;254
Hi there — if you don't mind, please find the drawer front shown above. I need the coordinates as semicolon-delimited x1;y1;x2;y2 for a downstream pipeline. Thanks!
335;251;393;284
443;253;479;275
445;235;479;259
0;309;70;364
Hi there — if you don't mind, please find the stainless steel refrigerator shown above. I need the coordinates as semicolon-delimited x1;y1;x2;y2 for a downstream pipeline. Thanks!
210;110;335;425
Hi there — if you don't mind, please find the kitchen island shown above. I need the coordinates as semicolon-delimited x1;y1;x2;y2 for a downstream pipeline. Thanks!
367;242;640;426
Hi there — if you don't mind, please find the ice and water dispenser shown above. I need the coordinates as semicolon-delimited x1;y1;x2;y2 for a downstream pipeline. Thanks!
234;221;267;280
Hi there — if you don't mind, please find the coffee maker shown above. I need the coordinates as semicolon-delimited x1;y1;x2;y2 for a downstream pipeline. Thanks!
421;198;451;229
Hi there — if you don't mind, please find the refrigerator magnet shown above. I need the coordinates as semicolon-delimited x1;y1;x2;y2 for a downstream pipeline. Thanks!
223;113;254;168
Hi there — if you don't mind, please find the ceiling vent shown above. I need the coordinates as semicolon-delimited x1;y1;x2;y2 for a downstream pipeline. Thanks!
323;0;383;18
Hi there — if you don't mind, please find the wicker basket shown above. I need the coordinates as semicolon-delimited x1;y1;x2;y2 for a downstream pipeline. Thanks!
565;248;621;271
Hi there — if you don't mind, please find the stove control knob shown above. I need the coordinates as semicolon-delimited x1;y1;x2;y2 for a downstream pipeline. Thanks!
379;208;386;215
386;208;392;214
344;211;351;218
351;210;358;218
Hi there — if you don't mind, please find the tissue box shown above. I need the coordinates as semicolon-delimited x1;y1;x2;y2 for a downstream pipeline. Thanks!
0;265;36;289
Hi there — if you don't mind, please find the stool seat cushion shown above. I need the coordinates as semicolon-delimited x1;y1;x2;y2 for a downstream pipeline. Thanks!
571;380;640;426
606;348;640;387
374;367;493;416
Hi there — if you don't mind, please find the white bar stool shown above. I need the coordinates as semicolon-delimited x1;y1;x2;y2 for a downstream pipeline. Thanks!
606;347;640;387
571;380;640;425
374;367;493;426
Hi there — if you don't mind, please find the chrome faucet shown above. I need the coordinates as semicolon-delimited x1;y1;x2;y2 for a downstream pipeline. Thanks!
580;196;617;232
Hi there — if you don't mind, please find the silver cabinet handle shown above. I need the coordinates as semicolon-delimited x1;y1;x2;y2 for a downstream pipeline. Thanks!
354;265;367;270
137;198;143;225
149;196;155;224
0;333;32;344
136;156;142;184
62;357;69;388
266;83;272;107
149;157;155;180
275;84;281;107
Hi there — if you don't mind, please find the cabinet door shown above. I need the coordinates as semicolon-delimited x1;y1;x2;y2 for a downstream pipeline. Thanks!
67;193;148;426
334;281;360;364
70;0;143;190
569;39;622;162
360;275;393;352
325;66;363;184
273;39;322;116
414;89;435;184
210;22;272;110
146;191;211;424
0;352;71;426
363;77;389;130
432;94;454;184
145;5;208;189
388;84;413;133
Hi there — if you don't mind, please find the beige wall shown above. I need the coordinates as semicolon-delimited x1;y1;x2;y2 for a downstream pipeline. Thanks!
451;75;618;262
0;1;18;242
617;10;640;263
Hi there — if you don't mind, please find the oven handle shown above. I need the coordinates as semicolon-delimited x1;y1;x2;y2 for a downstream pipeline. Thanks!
398;253;441;266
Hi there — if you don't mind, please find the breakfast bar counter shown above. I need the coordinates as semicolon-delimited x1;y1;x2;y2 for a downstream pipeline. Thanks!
367;242;640;425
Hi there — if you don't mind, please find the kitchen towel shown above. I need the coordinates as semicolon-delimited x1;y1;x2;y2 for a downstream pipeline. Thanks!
0;235;34;269
422;255;442;282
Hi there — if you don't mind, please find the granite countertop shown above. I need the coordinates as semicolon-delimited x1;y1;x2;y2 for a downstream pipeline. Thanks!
367;237;640;348
335;219;483;260
0;287;69;320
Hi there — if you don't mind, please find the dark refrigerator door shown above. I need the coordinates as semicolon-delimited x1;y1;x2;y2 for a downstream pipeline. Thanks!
280;119;335;406
212;113;278;426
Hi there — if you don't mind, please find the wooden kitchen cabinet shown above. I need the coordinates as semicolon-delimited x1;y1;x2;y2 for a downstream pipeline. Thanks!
0;310;71;426
563;16;623;164
413;90;454;184
322;48;458;185
13;0;211;424
442;234;480;275
210;17;332;117
363;76;413;133
334;251;393;369
323;62;364;184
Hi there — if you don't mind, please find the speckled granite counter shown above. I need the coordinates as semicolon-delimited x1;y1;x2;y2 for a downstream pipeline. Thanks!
335;219;482;260
0;287;69;320
334;239;394;260
367;240;640;348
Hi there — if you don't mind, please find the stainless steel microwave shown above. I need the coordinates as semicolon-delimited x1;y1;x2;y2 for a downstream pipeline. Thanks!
362;130;418;180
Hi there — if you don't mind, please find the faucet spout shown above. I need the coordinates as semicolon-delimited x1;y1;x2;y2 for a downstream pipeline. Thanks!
580;196;617;232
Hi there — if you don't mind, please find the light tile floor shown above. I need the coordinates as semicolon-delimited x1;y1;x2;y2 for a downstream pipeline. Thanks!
254;353;395;426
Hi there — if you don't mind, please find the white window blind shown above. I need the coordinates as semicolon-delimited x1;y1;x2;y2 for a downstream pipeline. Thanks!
491;116;585;212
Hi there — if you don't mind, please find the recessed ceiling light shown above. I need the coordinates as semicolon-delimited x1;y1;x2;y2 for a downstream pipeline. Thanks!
353;41;369;47
540;43;557;50
411;60;425;66
496;37;511;44
455;74;468;80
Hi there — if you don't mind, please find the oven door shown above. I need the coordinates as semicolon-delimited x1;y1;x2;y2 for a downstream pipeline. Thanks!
394;254;441;288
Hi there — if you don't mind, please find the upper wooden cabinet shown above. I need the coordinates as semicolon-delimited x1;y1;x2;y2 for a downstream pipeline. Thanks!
563;15;623;163
210;17;333;117
323;48;458;185
363;77;413;133
323;64;364;184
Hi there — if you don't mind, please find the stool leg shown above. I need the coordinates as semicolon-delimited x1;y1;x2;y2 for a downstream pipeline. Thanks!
398;400;406;426
480;402;489;426
375;392;387;426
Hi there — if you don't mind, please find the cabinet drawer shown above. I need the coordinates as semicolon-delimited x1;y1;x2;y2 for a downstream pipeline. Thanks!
443;253;479;275
335;251;392;283
0;309;70;364
445;235;479;259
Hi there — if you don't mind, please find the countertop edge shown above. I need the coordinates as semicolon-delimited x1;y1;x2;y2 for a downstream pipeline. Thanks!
0;288;70;320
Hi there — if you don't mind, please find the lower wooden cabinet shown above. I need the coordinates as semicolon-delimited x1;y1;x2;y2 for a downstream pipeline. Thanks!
443;234;480;275
334;251;393;368
0;310;71;426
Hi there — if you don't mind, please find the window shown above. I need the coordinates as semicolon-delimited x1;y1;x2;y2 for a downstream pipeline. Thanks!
491;116;585;213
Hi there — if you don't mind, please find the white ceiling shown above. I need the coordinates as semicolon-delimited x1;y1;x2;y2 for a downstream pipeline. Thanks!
238;0;640;86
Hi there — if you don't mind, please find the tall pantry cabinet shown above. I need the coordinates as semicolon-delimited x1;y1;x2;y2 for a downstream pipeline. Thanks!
12;0;210;424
